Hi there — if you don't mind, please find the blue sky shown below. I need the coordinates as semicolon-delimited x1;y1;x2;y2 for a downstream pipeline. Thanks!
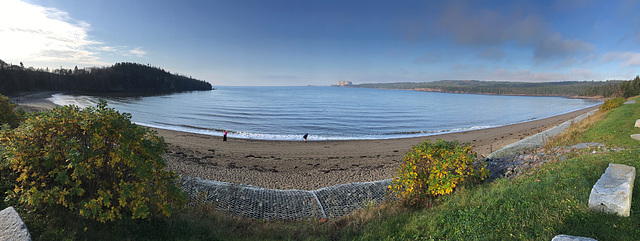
1;0;639;86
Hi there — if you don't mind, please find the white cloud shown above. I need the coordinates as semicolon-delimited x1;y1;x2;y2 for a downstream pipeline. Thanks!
601;51;640;66
96;46;116;52
0;0;109;66
128;47;147;57
488;68;571;81
570;68;599;80
476;67;605;82
440;66;588;82
0;0;147;67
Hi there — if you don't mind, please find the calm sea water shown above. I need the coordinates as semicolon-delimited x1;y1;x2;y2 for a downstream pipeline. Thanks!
50;86;601;140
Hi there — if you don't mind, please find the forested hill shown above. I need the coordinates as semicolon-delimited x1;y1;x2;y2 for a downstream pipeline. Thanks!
0;60;213;95
351;80;624;98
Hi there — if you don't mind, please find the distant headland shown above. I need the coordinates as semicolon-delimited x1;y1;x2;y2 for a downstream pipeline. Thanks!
331;79;640;99
0;60;213;96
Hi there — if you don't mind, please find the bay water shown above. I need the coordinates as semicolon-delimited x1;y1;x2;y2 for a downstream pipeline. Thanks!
50;86;601;140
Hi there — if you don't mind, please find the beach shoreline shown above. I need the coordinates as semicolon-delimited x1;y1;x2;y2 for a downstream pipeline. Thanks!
156;105;598;190
9;91;59;112
12;91;600;190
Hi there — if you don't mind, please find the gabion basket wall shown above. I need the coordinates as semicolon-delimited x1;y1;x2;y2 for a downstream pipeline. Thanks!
180;177;392;220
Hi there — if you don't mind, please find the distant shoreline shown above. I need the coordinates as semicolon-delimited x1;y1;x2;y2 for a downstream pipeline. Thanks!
339;79;615;99
411;88;606;100
336;85;606;100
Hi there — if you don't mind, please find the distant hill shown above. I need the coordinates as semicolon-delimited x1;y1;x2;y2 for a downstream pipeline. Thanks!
349;80;624;98
0;61;212;95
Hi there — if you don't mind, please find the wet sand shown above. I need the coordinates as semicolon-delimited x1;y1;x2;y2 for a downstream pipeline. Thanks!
13;92;599;190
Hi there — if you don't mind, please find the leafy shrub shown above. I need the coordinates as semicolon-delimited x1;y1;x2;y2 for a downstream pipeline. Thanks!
389;139;488;207
599;97;625;111
0;94;22;128
0;101;185;222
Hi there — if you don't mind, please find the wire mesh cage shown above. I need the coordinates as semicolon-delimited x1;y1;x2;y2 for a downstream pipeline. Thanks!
180;177;392;221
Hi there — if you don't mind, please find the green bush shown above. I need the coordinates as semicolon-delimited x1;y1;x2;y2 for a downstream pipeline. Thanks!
389;139;488;207
599;97;625;111
0;101;185;222
0;94;22;128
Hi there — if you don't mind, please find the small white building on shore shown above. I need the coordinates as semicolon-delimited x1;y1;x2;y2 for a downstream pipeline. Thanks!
336;81;352;87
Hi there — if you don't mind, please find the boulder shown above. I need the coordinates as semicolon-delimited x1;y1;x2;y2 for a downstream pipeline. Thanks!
0;207;31;241
551;234;597;241
635;119;640;127
631;134;640;141
588;163;636;217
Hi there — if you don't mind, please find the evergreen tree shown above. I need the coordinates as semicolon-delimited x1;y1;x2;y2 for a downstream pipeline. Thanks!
0;60;212;95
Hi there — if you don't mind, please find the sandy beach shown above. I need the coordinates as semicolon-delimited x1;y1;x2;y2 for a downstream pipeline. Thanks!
12;92;599;190
9;92;58;112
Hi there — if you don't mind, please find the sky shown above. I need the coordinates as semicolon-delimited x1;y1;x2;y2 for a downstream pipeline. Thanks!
1;0;639;86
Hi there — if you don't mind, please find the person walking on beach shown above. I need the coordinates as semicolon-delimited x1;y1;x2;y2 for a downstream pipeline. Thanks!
223;130;228;141
303;133;308;142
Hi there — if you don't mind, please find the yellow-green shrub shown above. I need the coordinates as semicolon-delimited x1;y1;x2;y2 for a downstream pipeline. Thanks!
0;101;185;222
389;139;488;207
599;97;624;111
0;94;22;128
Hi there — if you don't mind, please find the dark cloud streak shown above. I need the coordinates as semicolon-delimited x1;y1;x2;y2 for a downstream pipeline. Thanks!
435;1;594;62
534;34;594;61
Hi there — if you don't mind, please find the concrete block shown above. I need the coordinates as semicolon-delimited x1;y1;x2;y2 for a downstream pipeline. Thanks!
624;99;636;104
588;163;636;217
552;234;597;241
0;206;31;241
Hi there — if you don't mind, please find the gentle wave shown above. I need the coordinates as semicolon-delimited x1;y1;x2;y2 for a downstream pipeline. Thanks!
135;121;501;141
49;94;97;107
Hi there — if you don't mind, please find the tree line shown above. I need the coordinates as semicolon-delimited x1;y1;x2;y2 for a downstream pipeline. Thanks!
353;78;640;98
0;60;212;95
615;75;640;98
574;76;640;98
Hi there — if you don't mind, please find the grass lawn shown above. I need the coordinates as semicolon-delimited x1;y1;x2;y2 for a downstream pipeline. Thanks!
2;97;639;240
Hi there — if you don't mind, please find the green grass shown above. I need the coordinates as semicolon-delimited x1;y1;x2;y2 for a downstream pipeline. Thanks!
2;97;640;240
581;100;640;147
342;150;639;240
335;97;640;240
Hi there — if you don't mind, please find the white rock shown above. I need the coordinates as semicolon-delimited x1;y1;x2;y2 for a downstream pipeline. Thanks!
635;119;640;127
588;163;636;217
552;234;597;241
631;134;640;141
0;207;32;241
624;99;636;104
